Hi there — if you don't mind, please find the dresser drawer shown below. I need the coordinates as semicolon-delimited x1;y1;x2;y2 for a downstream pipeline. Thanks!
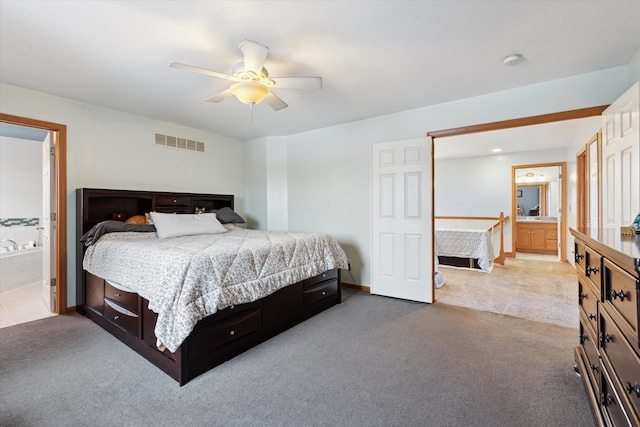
575;240;587;274
603;259;639;351
600;309;640;420
579;276;599;335
154;195;191;207
188;308;262;362
104;299;139;337
304;269;338;289
580;316;601;394
584;245;602;294
104;281;139;314
600;366;634;427
303;279;338;307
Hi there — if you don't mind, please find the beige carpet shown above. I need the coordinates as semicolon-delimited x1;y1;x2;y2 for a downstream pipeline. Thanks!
435;257;578;328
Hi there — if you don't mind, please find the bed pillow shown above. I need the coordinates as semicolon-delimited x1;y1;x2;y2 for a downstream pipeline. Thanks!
212;207;246;224
150;212;227;239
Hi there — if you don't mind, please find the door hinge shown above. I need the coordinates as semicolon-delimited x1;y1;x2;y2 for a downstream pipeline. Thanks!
50;278;56;288
50;212;56;221
50;147;55;156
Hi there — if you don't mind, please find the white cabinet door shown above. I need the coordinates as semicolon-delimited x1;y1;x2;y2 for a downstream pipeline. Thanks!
602;81;639;228
371;138;432;303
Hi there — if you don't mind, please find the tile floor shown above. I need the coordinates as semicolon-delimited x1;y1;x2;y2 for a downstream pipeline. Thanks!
0;282;56;328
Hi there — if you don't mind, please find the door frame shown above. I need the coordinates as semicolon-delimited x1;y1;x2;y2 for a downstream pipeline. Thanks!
427;105;608;297
512;161;567;260
0;113;67;313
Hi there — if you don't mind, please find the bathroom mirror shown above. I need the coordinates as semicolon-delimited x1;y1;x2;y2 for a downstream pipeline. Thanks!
516;183;548;216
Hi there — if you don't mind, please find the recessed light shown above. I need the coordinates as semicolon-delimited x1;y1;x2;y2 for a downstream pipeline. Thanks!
502;53;523;66
492;148;502;153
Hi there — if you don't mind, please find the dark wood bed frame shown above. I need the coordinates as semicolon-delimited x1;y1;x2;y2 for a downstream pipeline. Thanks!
76;188;341;385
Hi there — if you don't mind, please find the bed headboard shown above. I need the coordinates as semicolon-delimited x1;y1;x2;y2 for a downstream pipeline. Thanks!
76;188;234;236
75;188;234;309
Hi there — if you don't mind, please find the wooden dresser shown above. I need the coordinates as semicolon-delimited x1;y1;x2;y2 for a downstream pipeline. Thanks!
571;227;640;426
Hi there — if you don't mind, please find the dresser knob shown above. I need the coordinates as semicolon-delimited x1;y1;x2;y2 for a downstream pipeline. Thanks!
230;305;235;310
589;364;599;374
601;393;613;407
578;292;586;301
322;291;326;296
173;199;177;203
600;332;612;345
586;266;599;275
114;315;119;320
610;289;626;301
588;313;596;321
580;334;588;343
576;253;584;260
624;382;640;398
114;293;120;297
229;330;235;336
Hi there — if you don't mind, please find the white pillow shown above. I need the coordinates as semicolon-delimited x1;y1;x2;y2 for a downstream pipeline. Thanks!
150;212;227;239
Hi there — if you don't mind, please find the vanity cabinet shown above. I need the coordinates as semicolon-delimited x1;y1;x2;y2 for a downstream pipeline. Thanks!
571;227;639;427
516;222;557;254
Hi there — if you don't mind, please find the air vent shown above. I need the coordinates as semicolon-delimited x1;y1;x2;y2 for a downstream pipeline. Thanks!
153;132;205;153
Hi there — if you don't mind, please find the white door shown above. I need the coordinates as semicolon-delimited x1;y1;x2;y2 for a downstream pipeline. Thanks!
371;138;432;303
602;82;639;228
42;132;55;312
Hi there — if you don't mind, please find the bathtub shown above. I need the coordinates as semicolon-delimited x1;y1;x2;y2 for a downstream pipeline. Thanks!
0;247;43;293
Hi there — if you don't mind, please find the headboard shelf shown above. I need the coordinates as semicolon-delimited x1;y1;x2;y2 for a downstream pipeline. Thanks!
76;188;234;310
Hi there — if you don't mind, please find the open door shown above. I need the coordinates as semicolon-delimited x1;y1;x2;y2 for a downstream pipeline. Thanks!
42;131;55;312
371;138;432;303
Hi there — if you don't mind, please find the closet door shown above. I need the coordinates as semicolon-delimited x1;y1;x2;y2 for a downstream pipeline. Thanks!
601;82;639;228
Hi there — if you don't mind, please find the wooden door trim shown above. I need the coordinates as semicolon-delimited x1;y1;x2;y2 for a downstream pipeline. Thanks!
426;105;608;139
0;113;67;314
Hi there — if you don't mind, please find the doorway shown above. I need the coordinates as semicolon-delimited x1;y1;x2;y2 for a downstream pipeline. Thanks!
512;162;566;262
0;113;67;321
428;105;606;323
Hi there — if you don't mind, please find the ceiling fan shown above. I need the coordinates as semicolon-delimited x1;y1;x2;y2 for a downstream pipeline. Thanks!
170;39;322;111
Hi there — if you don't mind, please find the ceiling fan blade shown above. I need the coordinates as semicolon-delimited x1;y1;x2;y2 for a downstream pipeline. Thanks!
270;76;322;90
263;92;288;111
170;62;237;82
205;89;235;103
239;40;269;75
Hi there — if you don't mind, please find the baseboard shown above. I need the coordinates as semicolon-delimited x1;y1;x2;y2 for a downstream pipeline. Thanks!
342;282;370;293
62;305;77;313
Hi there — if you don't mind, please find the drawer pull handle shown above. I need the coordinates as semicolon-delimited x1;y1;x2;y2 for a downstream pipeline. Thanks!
586;266;599;275
114;315;120;320
588;313;596;321
589;364;599;374
601;393;613;407
624;382;640;398
229;330;235;336
575;253;584;260
580;334;588;343
610;289;626;302
114;293;120;297
173;199;177;203
578;292;586;301
599;332;612;345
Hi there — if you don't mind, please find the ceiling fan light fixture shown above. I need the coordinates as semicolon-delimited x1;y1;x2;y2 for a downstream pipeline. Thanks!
229;82;269;105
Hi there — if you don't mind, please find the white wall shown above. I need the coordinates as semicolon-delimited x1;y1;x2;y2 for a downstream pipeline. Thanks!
0;136;42;218
1;64;635;304
0;83;247;306
251;66;632;286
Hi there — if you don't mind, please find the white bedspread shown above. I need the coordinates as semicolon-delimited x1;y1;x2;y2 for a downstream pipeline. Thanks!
83;224;348;352
435;228;495;273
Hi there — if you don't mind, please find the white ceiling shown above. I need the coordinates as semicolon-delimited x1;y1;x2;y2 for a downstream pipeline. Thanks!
1;1;639;142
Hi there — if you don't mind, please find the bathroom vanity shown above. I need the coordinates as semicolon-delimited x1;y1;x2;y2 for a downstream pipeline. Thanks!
515;217;558;255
